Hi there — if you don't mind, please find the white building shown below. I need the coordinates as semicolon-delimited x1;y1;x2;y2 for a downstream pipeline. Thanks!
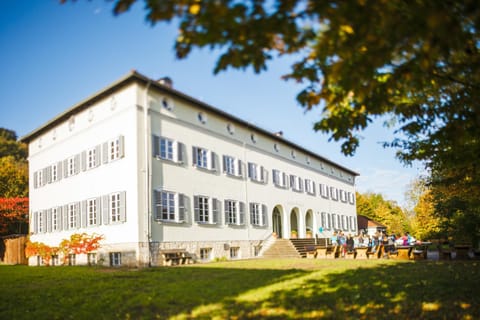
22;71;358;267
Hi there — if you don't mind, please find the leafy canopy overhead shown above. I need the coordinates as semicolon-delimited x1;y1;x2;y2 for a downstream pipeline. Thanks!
100;0;480;163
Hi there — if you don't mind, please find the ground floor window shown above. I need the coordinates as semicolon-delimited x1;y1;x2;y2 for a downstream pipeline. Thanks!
199;248;212;261
68;254;76;266
110;252;121;266
88;253;97;265
229;247;240;259
51;255;59;266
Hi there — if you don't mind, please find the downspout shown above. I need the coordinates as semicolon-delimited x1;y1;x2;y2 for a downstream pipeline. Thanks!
144;80;152;267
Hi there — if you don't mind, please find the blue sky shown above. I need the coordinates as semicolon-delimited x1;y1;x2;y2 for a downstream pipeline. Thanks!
0;0;423;206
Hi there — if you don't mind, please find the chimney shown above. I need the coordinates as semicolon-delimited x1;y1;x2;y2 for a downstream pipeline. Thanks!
158;77;173;88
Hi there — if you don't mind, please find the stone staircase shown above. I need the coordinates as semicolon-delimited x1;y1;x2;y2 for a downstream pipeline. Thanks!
290;238;317;258
261;238;302;258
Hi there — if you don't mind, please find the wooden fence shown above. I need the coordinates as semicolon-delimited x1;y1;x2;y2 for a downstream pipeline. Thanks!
1;235;27;265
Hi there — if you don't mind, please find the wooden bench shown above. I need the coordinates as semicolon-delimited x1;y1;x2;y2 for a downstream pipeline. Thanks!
366;245;380;259
305;245;317;259
315;246;329;259
355;247;369;259
160;249;193;266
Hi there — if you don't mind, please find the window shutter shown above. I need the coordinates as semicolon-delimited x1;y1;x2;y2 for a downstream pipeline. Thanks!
290;175;295;189
222;155;228;173
192;147;198;167
176;142;184;163
262;205;268;226
74;154;80;174
102;142;109;164
81;151;87;171
95;197;101;225
224;200;229;223
57;161;63;181
210;152;217;171
248;163;254;179
249;203;255;224
178;193;185;222
312;182;316;195
212;198;218;224
193;196;199;222
237;160;243;177
46;209;52;233
239;202;245;225
63;159;69;177
63;205;69;230
283;172;289;188
95;145;101;167
33;172;38;189
119;191;126;222
57;206;63;231
75;202;81;228
81;200;87;228
46;167;52;184
118;135;125;158
152;135;160;157
272;169;278;185
32;212;38;234
154;190;161;220
262;167;268;184
298;178;304;192
102;195;110;225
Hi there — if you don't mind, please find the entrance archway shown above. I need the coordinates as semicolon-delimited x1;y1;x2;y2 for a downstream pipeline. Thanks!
272;206;283;238
290;208;299;237
305;210;313;237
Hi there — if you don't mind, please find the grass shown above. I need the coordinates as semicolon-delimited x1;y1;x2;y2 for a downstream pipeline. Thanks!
1;258;479;319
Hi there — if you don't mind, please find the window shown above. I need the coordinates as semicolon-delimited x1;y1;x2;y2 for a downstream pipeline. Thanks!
68;254;76;266
199;248;212;261
342;215;348;231
38;211;45;233
102;191;126;225
154;190;186;223
340;190;348;203
290;175;304;192
320;184;329;199
226;123;235;135
51;255;59;266
223;155;242;177
331;213;337;230
198;112;207;124
330;187;339;201
110;252;121;266
86;146;100;170
348;192;356;205
88;253;97;266
64;155;79;177
194;196;219;224
350;216;357;231
248;163;267;183
250;203;267;227
152;136;184;164
51;163;58;182
305;179;316;195
103;136;125;163
272;169;289;189
51;207;61;232
230;247;240;259
87;198;98;226
321;212;327;230
67;203;78;230
192;146;216;171
38;170;43;187
225;200;245;226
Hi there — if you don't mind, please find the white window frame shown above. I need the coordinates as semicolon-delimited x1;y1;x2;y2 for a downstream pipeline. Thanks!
305;179;316;195
51;164;58;182
67;203;78;230
152;136;184;163
290;175;304;192
340;189;348;203
199;248;212;261
38;210;45;233
272;169;289;189
225;199;245;226
86;147;97;170
110;252;121;267
250;203;267;227
87;198;98;226
194;196;219;224
348;192;356;205
192;146;216;171
51;207;61;232
229;247;240;259
320;184;329;199
103;136;125;163
223;155;242;177
330;186;339;201
154;190;186;223
247;162;267;183
110;193;121;223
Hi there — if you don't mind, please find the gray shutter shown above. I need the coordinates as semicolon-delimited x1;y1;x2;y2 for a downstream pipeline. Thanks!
47;209;52;233
95;197;101;225
74;154;80;174
119;191;126;222
212;198;218;224
222;155;227;173
33;172;38;189
102;142;109;164
193;196;199;222
118;135;125;158
237;160;243;177
41;168;47;186
33;212;38;233
210;152;217;171
248;163;254;179
272;170;278;185
249;203;255;224
57;161;63;181
177;142;184;163
81;151;87;171
312;182;316;195
262;205;268;226
283;173;289;188
63;205;69;230
95;145;101;167
262;167;268;183
299;178;304;192
224;200;229;223
63;159;69;177
192;147;198;167
102;195;110;225
57;206;63;231
46;167;52;184
154;190;161;220
239;202;245;225
152;135;160;157
75;202;81;228
290;175;295;189
178;193;185;222
81;200;87;228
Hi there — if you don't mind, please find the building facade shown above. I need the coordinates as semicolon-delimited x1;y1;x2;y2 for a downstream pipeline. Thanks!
22;71;359;267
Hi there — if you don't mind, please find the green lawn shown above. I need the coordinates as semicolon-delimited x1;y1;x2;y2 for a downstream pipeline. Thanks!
1;259;479;319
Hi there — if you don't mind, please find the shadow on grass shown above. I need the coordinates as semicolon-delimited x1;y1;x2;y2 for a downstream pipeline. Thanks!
1;260;479;319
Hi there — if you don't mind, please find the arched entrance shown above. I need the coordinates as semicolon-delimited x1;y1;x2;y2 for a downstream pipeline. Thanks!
305;210;313;237
272;206;283;238
290;208;299;238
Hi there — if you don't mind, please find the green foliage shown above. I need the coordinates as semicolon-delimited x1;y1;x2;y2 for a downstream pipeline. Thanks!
356;192;410;236
1;259;479;319
0;128;27;160
0;156;28;198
